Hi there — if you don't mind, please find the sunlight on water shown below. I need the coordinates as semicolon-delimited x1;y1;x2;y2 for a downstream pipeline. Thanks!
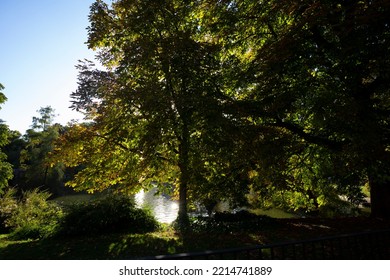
134;188;297;224
134;188;179;224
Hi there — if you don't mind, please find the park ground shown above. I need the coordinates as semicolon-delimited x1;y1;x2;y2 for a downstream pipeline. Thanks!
1;217;389;259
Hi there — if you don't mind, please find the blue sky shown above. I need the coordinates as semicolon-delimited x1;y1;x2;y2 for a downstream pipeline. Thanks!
0;0;98;133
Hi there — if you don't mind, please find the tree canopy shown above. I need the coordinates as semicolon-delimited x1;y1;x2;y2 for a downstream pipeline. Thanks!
209;0;390;217
52;0;233;225
51;0;390;219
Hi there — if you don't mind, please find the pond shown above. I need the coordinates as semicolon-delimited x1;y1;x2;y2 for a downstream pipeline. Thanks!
134;188;299;223
134;188;179;224
54;189;298;224
133;188;232;223
53;190;181;224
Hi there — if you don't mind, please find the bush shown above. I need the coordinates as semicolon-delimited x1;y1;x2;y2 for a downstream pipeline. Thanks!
0;188;18;233
58;194;159;237
1;190;159;239
189;210;276;233
1;188;63;239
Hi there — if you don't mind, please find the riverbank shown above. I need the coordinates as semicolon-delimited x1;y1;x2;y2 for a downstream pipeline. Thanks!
1;217;389;259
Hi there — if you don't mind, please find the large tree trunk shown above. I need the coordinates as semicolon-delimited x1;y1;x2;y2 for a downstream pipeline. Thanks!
177;174;189;226
353;88;390;219
369;174;390;219
365;132;390;219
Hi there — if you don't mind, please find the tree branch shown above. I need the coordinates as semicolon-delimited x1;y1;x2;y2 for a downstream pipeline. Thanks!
271;118;345;151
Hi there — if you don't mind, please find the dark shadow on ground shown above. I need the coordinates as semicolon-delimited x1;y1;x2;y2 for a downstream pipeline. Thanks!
1;217;390;259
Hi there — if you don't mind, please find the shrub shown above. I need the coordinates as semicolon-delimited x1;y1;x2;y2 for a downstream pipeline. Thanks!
1;188;63;239
59;193;159;237
0;188;18;233
189;210;276;233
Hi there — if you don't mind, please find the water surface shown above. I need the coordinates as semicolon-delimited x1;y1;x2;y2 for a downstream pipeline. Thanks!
134;188;179;224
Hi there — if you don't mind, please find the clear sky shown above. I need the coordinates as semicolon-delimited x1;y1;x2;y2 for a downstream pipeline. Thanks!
0;0;98;134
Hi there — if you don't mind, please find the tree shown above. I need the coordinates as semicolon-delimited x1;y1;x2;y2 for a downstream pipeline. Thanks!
3;130;26;170
32;106;57;132
20;106;65;195
0;83;14;194
52;0;390;220
52;0;227;226
2;130;27;189
206;0;390;217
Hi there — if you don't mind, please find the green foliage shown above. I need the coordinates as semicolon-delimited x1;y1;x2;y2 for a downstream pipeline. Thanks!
51;1;390;218
58;194;159;237
0;83;7;107
0;84;14;194
3;130;26;170
1;188;63;240
1;189;160;240
202;0;390;217
31;106;57;132
247;145;367;215
0;149;13;194
189;211;276;233
51;0;229;224
20;107;66;195
0;188;18;233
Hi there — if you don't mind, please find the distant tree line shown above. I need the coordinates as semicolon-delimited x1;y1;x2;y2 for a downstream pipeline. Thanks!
0;104;76;197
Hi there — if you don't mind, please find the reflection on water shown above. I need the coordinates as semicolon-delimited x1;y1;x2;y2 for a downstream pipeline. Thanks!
134;188;298;224
134;187;230;224
134;188;179;224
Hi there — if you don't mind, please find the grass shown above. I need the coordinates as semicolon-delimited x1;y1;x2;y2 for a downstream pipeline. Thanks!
1;216;389;259
0;227;181;259
0;192;382;259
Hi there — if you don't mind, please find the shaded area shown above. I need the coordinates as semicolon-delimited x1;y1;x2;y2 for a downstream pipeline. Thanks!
153;229;390;260
0;233;179;260
1;217;390;259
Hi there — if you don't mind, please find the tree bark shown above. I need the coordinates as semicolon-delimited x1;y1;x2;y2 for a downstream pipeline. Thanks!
369;173;390;219
177;119;190;228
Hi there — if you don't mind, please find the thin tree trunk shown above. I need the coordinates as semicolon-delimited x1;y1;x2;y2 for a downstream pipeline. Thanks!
177;119;190;228
43;166;49;187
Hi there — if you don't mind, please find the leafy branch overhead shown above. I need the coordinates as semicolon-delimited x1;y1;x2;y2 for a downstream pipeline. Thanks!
50;0;390;219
